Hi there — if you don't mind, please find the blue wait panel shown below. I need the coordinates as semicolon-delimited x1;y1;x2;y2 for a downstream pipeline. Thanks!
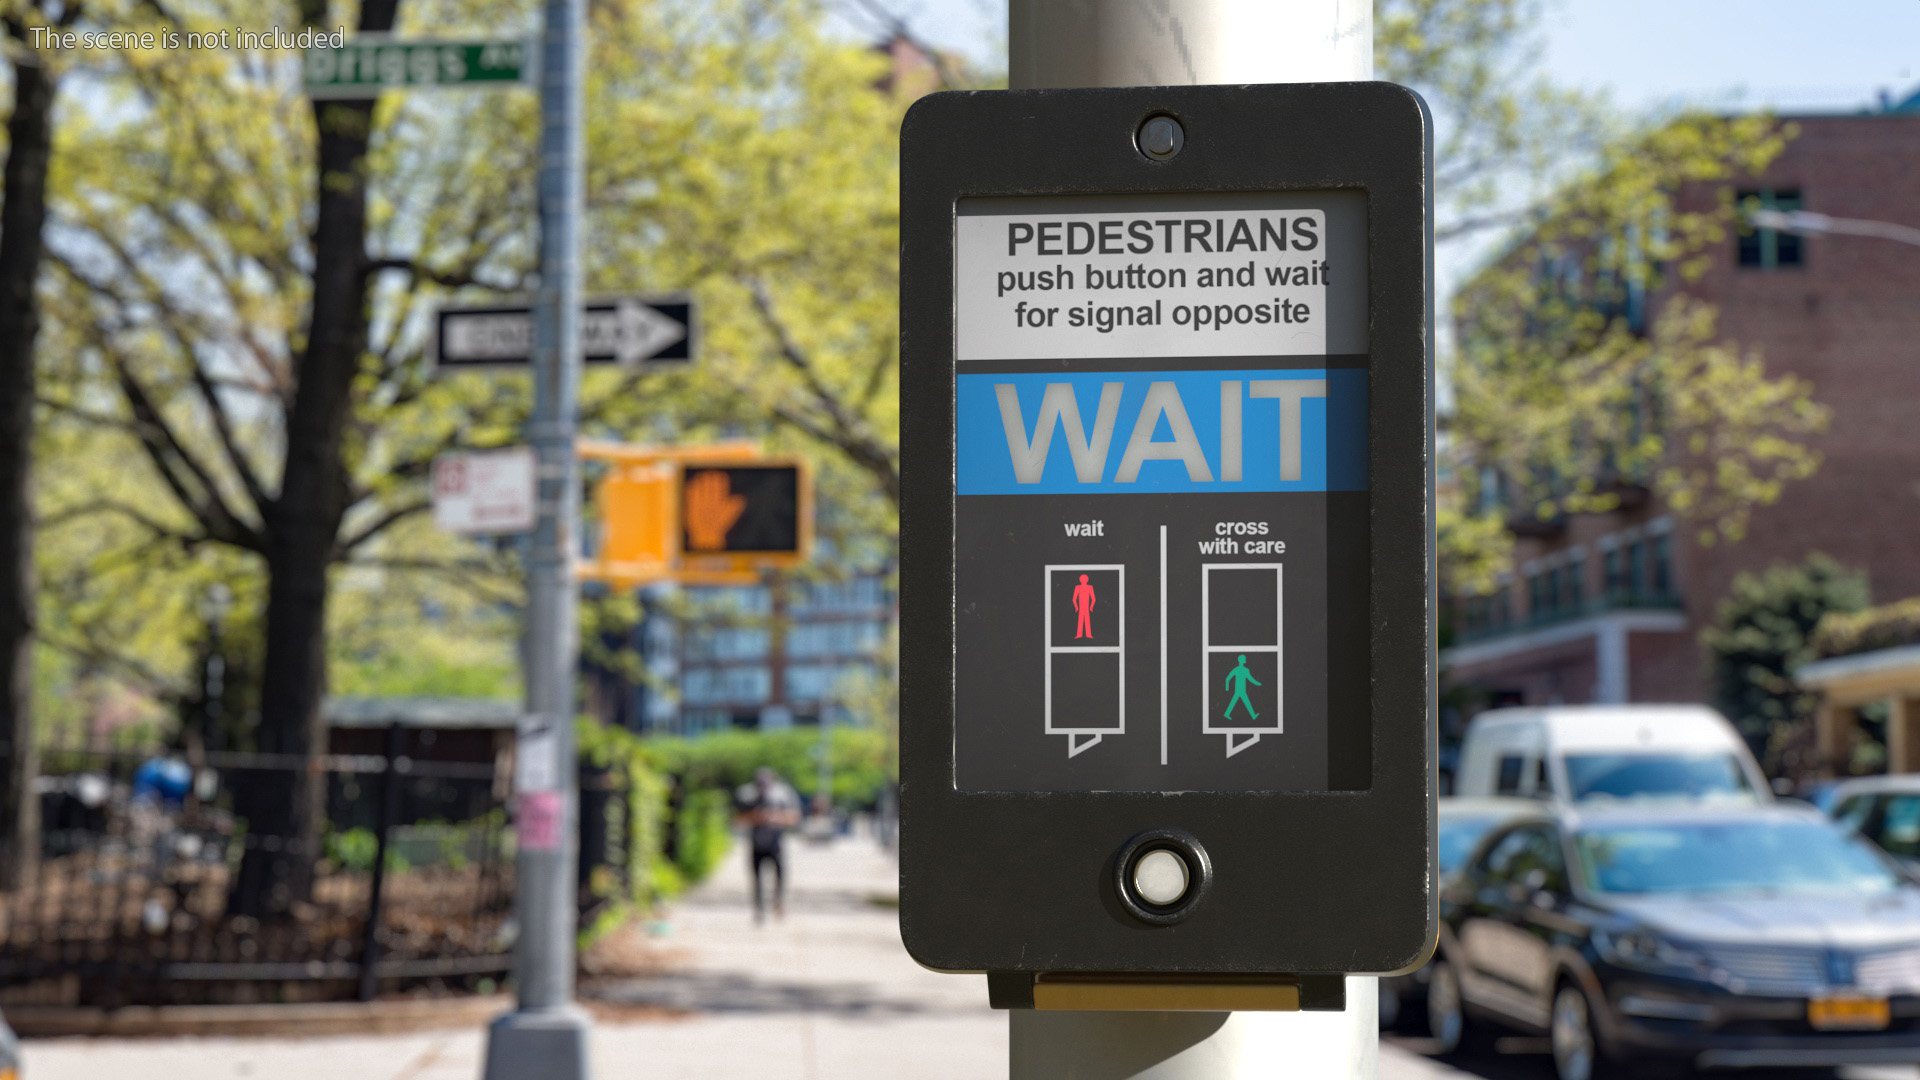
956;368;1367;495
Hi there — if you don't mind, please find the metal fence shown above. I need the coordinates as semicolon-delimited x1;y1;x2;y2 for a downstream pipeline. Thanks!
0;740;517;1008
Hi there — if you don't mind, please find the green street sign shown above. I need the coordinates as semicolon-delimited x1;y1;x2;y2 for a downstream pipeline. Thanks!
304;37;532;99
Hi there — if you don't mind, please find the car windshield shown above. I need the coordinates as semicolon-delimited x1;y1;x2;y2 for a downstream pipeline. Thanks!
1563;752;1756;803
1574;820;1902;897
1438;815;1508;873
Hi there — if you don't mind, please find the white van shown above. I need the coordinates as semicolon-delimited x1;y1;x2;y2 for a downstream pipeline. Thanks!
1455;704;1770;805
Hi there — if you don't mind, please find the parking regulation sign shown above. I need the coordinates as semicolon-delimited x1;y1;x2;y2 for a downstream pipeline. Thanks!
899;83;1435;992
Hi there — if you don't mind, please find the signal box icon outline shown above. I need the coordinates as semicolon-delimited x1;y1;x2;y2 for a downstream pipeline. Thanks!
1044;564;1125;758
1201;563;1283;757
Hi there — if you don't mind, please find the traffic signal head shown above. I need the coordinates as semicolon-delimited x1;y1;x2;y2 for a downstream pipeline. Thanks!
679;464;806;558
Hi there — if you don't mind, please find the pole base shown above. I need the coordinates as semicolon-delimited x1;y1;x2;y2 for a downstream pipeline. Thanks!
1010;977;1378;1080
482;1004;593;1080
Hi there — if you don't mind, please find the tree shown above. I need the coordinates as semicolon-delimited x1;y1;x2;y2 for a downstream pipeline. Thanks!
36;0;505;916
0;0;87;891
1378;0;1612;244
31;0;911;915
578;0;907;510
20;0;1823;914
1441;112;1829;595
1381;0;1830;595
1703;554;1868;774
647;0;1622;525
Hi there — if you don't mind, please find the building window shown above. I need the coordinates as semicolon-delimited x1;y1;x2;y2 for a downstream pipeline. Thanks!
1462;595;1489;635
787;621;884;659
792;577;886;615
681;709;732;736
684;626;770;662
1650;534;1673;596
784;662;872;703
1737;189;1804;270
686;584;772;616
1477;466;1504;516
1523;563;1584;622
1598;532;1677;606
1562;561;1584;612
681;666;772;706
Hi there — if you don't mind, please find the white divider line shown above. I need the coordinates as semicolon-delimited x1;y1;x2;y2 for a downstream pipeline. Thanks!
1160;525;1168;766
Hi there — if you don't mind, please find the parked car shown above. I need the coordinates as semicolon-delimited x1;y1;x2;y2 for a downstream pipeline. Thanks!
1794;777;1849;814
1831;774;1920;870
1379;797;1536;1029
1429;802;1920;1080
1454;705;1769;806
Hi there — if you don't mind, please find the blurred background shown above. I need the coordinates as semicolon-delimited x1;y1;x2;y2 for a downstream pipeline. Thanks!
0;0;1916;1077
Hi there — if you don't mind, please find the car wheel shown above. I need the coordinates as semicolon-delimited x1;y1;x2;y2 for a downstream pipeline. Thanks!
1550;982;1609;1080
1426;958;1471;1054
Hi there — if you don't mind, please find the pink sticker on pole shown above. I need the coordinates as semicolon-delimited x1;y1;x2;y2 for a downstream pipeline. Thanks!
516;790;564;851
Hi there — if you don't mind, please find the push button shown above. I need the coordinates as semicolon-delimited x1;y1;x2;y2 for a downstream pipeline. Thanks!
1113;827;1211;925
1133;849;1189;906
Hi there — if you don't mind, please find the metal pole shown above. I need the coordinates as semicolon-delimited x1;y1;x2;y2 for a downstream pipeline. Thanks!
1006;1;1379;1076
817;703;833;822
483;0;592;1074
1010;0;1371;91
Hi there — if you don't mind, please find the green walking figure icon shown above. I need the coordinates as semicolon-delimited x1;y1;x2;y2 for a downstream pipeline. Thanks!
1223;655;1262;721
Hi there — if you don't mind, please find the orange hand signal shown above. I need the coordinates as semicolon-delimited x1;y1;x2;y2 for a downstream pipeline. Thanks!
684;469;747;551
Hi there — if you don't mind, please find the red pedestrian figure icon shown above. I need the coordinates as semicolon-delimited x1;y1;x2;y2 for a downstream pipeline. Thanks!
1073;574;1097;639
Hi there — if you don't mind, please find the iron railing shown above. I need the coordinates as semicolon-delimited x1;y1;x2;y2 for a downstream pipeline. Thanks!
0;740;516;1008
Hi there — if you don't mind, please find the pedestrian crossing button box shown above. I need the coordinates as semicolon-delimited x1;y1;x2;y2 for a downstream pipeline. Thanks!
898;81;1435;986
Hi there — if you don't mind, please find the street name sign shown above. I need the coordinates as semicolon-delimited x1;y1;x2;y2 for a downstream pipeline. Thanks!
434;296;695;370
304;37;532;99
898;83;1435;1000
432;446;536;536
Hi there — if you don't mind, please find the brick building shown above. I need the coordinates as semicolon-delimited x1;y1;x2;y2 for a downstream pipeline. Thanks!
1443;99;1920;715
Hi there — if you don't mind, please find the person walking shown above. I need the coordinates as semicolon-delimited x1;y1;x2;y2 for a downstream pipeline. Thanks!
1223;655;1262;721
735;767;801;922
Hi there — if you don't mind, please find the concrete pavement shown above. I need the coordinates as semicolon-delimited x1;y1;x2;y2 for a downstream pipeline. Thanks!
21;830;1456;1078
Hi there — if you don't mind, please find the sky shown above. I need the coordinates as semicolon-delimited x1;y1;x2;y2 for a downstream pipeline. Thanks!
840;0;1920;401
1535;0;1920;114
852;0;1920;114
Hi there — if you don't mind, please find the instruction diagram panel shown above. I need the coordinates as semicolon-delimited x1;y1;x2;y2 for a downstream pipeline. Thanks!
952;192;1373;793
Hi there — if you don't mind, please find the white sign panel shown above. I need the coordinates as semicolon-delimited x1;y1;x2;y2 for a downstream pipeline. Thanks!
514;712;561;793
431;446;536;536
955;193;1368;361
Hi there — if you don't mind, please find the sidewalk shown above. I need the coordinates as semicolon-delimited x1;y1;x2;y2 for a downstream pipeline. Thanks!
20;831;1457;1079
20;833;1003;1080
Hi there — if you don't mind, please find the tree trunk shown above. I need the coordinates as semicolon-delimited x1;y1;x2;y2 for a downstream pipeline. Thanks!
0;27;58;893
227;0;399;918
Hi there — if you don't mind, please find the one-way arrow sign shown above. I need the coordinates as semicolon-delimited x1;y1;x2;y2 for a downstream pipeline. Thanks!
434;295;695;370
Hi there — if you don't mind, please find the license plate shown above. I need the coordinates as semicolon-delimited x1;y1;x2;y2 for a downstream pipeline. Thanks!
1809;995;1890;1031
